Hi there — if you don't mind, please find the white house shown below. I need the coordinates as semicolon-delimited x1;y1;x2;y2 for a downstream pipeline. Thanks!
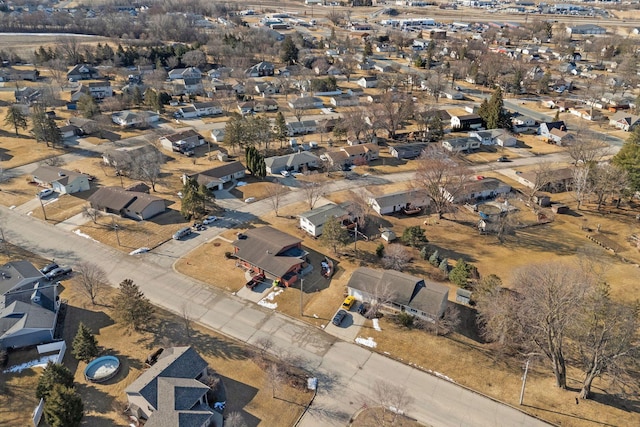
442;137;481;153
369;189;430;215
32;165;90;195
441;177;511;204
469;129;516;147
184;161;246;191
265;152;319;174
357;76;378;88
288;96;323;110
609;111;640;131
193;101;222;116
111;110;159;127
159;129;205;154
299;202;352;237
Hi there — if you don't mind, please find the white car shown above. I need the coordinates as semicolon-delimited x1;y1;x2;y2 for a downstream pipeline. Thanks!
203;215;218;225
244;197;256;203
129;247;150;255
38;188;53;198
280;170;290;177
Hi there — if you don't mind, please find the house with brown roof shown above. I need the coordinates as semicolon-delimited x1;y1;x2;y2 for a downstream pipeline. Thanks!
340;143;380;164
442;178;511;204
159;129;205;155
232;226;307;286
88;187;166;220
125;346;221;427
609;111;640;131
31;165;90;195
347;267;449;322
183;161;246;191
517;167;574;193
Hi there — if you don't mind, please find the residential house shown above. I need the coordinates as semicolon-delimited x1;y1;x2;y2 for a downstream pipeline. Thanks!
265;152;319;174
450;114;483;130
255;82;277;96
287;120;317;136
569;107;601;121
357;76;378;88
245;61;275;77
193;101;222;117
167;67;203;95
254;98;279;112
548;127;573;145
125;346;221;427
102;142;162;170
288;96;323;110
442;137;481;153
210;129;225;143
511;114;537;128
340;143;380;164
442;177;512;204
70;81;113;101
111;110;159;127
168;67;202;81
32;165;90;195
67;64;100;81
233;226;308;286
159;129;205;155
0;261;60;349
347;267;449;322
184;161;246;191
14;87;41;104
369;189;430;215
517;167;574;193
389;142;428;159
469;129;516;147
440;89;464;100
0;68;38;82
323;150;350;169
330;94;359;107
88;186;166;220
59;125;80;139
177;106;198;119
609;111;640;131
299;202;353;237
67;117;99;135
538;121;566;139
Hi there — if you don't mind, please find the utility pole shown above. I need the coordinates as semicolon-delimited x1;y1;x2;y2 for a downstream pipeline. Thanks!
519;359;530;405
300;278;304;317
354;222;358;260
38;194;47;220
112;217;121;246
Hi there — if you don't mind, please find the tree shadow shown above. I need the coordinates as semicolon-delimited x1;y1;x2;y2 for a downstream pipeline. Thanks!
61;305;115;373
522;404;620;427
454;303;485;343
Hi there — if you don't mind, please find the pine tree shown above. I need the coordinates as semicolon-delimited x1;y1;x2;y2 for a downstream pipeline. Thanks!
320;216;351;254
449;259;472;288
612;127;640;191
77;94;100;118
36;362;74;400
4;105;27;135
112;279;154;331
180;176;206;219
401;226;428;247
429;250;440;266
43;385;83;427
71;322;99;362
280;36;299;65
132;85;143;105
274;112;288;148
439;258;449;273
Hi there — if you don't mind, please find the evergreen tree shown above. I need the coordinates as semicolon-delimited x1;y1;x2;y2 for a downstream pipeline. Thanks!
320;216;351;253
612;127;640;191
77;94;100;118
480;87;511;130
132;86;143;105
245;146;266;178
4;105;27;135
449;259;473;288
429;250;440;266
401;226;428;247
71;322;99;362
280;36;299;65
420;245;431;260
363;40;373;57
43;385;83;427
112;279;154;331
180;177;206;219
439;258;449;273
273;111;289;148
224;113;244;153
426;115;444;142
31;105;62;148
36;362;74;400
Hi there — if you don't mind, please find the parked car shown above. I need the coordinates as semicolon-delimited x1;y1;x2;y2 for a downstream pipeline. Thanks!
40;262;59;274
357;302;370;316
46;266;72;281
246;273;265;290
38;188;53;198
342;295;356;310
244;197;256;203
203;215;218;225
172;227;193;240
280;170;290;177
497;156;510;162
332;309;348;326
192;222;206;231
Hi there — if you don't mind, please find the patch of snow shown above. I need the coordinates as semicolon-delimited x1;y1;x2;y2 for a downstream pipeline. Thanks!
355;336;377;348
3;354;58;373
313;314;319;318
258;289;283;310
236;181;247;187
27;211;33;216
427;370;455;383
73;229;99;242
129;247;150;255
372;318;381;331
9;205;16;209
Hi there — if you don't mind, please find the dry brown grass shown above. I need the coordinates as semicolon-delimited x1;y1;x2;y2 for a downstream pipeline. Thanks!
0;113;65;168
350;407;425;427
0;244;310;427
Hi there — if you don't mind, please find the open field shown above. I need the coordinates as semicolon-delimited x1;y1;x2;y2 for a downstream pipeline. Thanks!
0;245;311;427
0;33;113;59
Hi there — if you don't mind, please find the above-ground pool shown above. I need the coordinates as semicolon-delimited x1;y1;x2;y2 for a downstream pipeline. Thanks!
84;356;120;383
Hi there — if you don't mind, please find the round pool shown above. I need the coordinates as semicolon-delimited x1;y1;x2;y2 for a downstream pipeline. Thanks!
84;356;120;383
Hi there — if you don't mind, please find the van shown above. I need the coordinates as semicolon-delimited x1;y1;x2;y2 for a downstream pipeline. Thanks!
342;295;356;310
172;227;192;240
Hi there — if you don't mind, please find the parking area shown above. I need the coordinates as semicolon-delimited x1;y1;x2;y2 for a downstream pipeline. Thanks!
235;274;272;303
323;304;366;342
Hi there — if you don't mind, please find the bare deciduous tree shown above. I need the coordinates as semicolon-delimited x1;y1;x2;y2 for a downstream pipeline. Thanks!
415;145;470;218
567;128;609;166
522;163;554;204
382;244;411;271
81;205;102;224
301;172;325;210
225;412;248;427
368;380;415;427
590;163;628;211
264;183;286;217
265;363;283;399
572;166;591;210
75;261;109;305
124;143;164;192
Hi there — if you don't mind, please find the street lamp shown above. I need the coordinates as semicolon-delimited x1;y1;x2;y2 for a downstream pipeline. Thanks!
300;277;304;317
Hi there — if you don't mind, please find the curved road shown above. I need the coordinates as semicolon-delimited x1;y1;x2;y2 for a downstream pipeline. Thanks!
1;202;550;427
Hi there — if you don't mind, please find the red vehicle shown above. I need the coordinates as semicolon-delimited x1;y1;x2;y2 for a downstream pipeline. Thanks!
246;273;265;290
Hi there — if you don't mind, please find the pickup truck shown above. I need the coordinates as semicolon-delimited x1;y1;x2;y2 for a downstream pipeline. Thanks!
246;273;265;290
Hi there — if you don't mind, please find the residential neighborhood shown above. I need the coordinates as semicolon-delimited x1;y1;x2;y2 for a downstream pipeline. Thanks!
0;2;639;427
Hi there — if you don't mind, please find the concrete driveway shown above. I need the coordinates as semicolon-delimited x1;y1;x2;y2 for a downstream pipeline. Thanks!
324;306;365;342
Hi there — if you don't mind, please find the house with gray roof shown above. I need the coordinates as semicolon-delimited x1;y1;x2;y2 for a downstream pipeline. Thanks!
369;189;430;215
102;142;163;170
125;346;221;427
32;165;90;195
233;226;306;286
389;143;428;159
299;202;353;237
347;267;449;322
159;129;205;155
442;177;511;204
88;187;166;220
111;110;159;127
183;161;246;191
265;152;319;174
0;261;60;349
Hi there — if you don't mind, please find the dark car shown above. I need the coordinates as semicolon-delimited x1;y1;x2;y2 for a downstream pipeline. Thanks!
45;266;72;281
332;309;348;326
357;302;370;316
40;262;59;275
497;156;510;162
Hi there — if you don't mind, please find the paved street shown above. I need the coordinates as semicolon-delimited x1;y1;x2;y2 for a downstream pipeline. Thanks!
0;205;552;427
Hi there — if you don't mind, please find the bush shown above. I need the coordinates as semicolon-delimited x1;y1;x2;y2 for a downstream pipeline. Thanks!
225;251;234;259
439;258;449;273
375;243;385;258
396;311;415;328
420;245;431;260
401;226;428;248
449;258;476;288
